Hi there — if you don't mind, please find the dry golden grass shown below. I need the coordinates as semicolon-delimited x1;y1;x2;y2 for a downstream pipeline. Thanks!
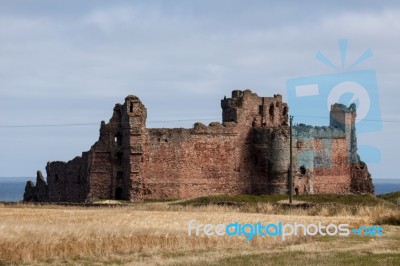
0;202;398;265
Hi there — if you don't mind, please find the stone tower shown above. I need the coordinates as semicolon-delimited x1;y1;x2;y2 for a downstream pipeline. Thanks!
330;103;358;162
113;96;147;200
221;90;288;128
125;96;147;200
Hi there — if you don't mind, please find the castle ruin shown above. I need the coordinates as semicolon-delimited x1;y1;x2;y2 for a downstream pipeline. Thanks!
23;90;374;202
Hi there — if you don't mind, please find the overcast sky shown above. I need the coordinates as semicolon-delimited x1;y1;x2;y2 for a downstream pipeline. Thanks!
0;1;399;180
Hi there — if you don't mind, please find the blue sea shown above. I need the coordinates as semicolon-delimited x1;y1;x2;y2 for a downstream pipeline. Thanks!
0;178;400;202
0;177;30;202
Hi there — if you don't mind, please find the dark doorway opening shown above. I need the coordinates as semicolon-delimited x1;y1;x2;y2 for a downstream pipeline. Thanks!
115;187;123;200
295;187;299;196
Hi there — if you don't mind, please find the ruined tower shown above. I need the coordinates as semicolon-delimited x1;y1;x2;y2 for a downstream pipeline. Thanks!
124;95;147;200
221;90;288;127
330;103;358;162
95;95;147;201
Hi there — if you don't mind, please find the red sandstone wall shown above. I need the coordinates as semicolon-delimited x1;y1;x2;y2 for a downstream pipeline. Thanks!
140;121;270;200
87;151;113;200
142;126;243;199
313;138;351;194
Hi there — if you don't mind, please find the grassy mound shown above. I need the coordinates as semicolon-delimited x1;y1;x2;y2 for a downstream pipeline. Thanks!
177;193;392;206
377;191;400;205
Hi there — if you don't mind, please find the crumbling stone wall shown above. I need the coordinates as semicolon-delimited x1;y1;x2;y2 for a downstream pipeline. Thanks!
23;171;49;202
350;162;374;194
23;89;374;202
45;154;89;202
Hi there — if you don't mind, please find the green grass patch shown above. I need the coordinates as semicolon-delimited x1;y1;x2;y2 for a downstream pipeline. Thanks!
177;193;390;206
315;233;371;244
188;251;400;266
377;191;400;205
296;194;389;205
143;198;178;203
175;194;287;206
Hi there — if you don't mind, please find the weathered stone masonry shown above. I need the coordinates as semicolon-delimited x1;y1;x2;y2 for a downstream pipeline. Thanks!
23;90;374;202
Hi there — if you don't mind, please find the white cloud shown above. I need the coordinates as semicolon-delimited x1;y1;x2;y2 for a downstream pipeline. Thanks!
84;7;138;33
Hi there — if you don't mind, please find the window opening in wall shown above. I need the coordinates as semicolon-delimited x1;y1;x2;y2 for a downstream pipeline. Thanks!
114;133;122;146
300;166;306;175
283;107;288;116
269;104;274;118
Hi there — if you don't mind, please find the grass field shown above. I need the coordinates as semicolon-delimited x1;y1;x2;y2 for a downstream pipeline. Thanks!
0;195;399;265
